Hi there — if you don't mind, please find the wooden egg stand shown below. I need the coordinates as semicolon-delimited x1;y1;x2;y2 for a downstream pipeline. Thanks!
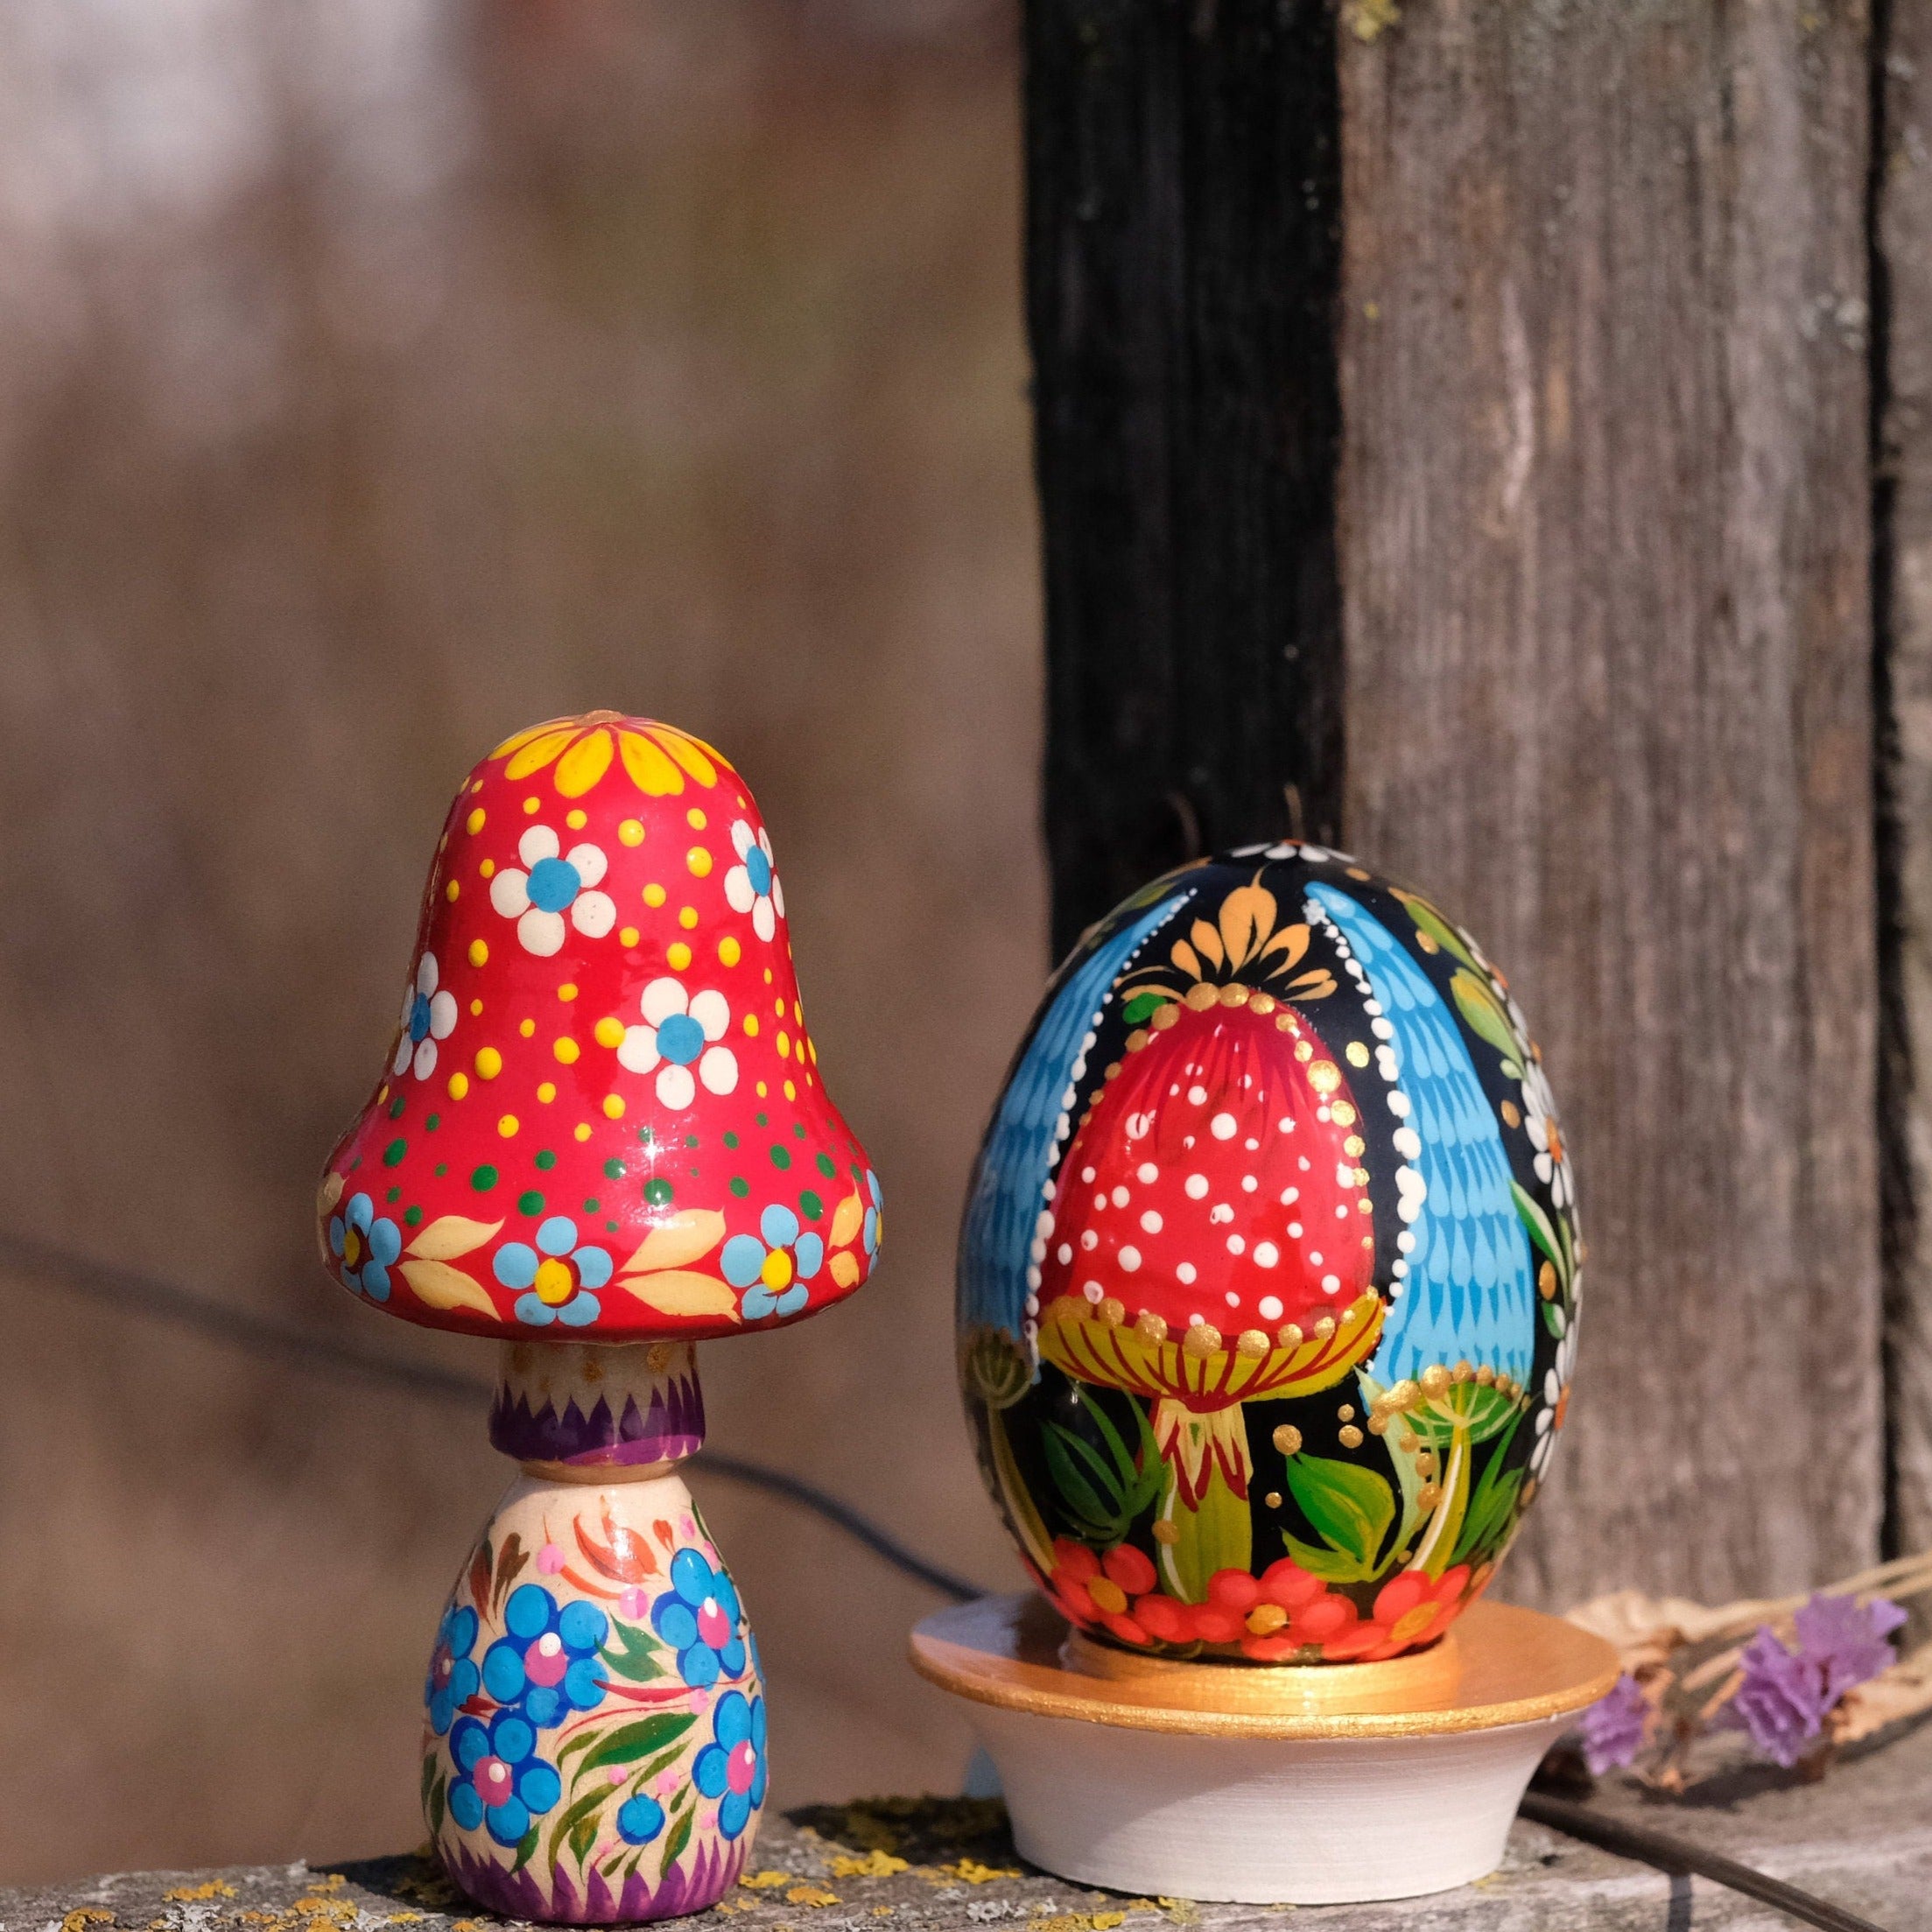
911;1591;1617;1906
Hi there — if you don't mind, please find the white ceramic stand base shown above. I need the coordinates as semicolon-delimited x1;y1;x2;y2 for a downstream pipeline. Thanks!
910;1594;1618;1907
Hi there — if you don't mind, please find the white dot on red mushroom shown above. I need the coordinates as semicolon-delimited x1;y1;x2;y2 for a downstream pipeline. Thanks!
1141;1210;1163;1233
1277;1117;1294;1133
1093;1191;1107;1211
1057;1242;1073;1263
1289;1221;1303;1238
1244;1137;1260;1150
1211;1203;1234;1225
1083;1281;1104;1303
1188;1312;1205;1327
1254;1241;1279;1268
1188;1085;1208;1105
1183;1134;1197;1149
1310;1250;1324;1265
1119;1246;1142;1272
1211;1112;1237;1139
1225;1290;1240;1308
1317;1106;1331;1121
1323;1274;1340;1292
1111;1185;1131;1207
1299;1156;1311;1170
1336;1205;1349;1219
1080;1230;1099;1252
1185;1174;1209;1199
1227;1234;1246;1255
1081;1165;1096;1183
1259;1295;1283;1320
1136;1162;1159;1184
1282;1186;1299;1205
1177;1262;1198;1284
1241;1176;1258;1192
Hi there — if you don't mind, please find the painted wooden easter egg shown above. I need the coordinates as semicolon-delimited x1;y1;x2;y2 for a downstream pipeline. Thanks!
958;842;1578;1663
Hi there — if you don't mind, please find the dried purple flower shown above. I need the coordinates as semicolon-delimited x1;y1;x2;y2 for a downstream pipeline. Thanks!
1792;1591;1907;1704
1579;1671;1650;1774
1725;1593;1906;1768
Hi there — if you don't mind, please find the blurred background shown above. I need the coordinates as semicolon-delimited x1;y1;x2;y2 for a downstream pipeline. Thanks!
0;0;1038;1884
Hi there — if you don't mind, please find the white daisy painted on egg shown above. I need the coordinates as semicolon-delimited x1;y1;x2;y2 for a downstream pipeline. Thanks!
723;818;783;942
392;952;458;1079
618;976;739;1109
488;825;616;957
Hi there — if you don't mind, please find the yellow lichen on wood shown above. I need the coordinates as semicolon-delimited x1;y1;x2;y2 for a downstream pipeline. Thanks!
163;1885;238;1905
937;1858;1020;1885
826;1851;910;1879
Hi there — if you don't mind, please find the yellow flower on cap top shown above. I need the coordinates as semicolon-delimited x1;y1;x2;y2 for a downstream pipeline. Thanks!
489;712;725;799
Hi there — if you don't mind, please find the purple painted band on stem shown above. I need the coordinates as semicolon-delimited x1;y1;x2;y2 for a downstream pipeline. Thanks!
440;1829;746;1923
489;1372;706;1467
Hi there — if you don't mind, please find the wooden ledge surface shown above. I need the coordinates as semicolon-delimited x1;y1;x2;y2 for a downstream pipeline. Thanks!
2;1718;1928;1932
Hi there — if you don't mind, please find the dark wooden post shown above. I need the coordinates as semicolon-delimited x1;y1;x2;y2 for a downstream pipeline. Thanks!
1026;0;1346;959
1027;0;1895;1604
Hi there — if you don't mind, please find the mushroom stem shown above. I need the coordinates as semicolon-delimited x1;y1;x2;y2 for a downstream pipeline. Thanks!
419;1340;771;1921
1155;1450;1254;1603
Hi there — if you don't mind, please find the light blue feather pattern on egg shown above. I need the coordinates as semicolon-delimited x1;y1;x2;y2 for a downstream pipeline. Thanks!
958;900;1180;1340
1306;884;1534;1384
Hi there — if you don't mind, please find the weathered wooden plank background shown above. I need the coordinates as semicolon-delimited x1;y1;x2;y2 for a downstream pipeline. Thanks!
1030;0;1903;1605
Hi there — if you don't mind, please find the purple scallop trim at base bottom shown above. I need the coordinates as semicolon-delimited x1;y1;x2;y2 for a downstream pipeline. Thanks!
440;1831;749;1924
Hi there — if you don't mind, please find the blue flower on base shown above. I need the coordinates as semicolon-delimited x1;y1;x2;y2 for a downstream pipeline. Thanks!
616;1793;666;1845
481;1583;609;1728
449;1710;562;1848
651;1548;747;1690
329;1191;401;1302
721;1205;821;1321
694;1690;767;1840
425;1603;480;1735
495;1216;613;1329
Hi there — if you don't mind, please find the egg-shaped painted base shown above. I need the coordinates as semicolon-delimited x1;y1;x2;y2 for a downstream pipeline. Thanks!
958;847;1581;1665
423;1468;766;1922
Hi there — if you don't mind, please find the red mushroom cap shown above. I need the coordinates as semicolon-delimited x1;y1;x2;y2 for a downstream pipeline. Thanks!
1050;988;1383;1367
317;712;880;1342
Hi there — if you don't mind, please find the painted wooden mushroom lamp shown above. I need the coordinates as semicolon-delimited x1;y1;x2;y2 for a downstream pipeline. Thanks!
317;713;881;1923
918;843;1616;1905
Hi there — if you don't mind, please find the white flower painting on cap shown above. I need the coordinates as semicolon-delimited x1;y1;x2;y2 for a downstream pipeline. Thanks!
723;818;784;943
488;825;616;957
618;976;740;1108
393;952;459;1079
